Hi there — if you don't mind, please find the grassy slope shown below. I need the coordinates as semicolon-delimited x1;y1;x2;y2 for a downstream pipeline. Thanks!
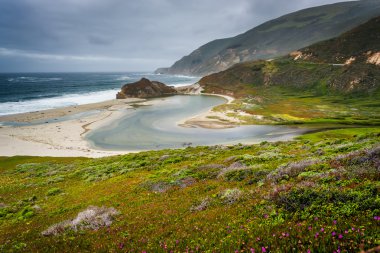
199;59;379;126
0;128;379;252
298;16;380;64
199;17;380;127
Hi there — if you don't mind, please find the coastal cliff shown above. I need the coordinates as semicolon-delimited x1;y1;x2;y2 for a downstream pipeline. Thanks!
155;0;380;76
116;78;177;99
199;16;380;97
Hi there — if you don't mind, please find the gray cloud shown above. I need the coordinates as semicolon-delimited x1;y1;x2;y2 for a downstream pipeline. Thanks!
0;0;355;72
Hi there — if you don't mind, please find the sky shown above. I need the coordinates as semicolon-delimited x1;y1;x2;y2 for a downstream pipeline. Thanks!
0;0;355;72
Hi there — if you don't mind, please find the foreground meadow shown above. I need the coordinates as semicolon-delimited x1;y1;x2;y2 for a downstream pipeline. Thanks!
0;128;379;252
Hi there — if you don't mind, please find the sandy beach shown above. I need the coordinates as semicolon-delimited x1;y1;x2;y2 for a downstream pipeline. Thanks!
0;98;145;157
0;94;236;157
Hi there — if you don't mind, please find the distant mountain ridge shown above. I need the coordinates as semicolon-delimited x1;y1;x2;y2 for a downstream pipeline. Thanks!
156;0;380;76
198;16;380;97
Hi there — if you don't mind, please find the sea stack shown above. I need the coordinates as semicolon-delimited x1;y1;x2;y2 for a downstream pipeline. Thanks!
116;78;177;99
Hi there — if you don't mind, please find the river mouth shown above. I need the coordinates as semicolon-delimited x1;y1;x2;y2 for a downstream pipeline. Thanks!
86;95;307;151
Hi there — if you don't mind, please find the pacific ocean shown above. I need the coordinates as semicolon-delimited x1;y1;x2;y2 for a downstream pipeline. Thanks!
0;72;199;116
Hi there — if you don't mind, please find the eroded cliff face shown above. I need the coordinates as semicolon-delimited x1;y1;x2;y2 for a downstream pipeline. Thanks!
198;16;380;97
116;78;177;99
155;1;380;76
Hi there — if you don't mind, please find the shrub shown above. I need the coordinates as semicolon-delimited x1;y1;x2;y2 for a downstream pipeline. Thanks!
267;159;320;182
219;189;243;205
42;206;120;236
46;188;62;196
190;197;212;212
190;164;224;179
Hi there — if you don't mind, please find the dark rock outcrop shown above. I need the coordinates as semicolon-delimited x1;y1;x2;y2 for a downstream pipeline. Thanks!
116;78;177;99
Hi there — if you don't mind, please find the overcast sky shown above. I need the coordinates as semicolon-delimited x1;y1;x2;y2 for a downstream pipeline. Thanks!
0;0;355;72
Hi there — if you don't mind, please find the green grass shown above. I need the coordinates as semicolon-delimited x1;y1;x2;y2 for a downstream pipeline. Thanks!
0;128;379;252
210;85;380;126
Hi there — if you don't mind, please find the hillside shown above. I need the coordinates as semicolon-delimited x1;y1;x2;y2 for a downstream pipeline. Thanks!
156;0;380;76
293;15;380;64
0;128;379;252
199;16;380;95
196;16;380;126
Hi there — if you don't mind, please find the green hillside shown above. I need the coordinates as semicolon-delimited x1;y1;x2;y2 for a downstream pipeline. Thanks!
198;17;380;126
156;0;380;76
0;128;379;252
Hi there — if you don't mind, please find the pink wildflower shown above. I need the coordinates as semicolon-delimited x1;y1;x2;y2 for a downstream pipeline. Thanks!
261;247;266;252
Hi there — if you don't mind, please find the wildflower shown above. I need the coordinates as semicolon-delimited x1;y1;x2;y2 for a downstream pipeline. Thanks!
374;216;379;221
320;228;324;232
332;231;336;236
261;247;266;252
308;226;312;231
351;227;355;231
118;243;124;249
344;230;348;234
314;217;318;221
250;248;255;253
263;214;269;219
315;232;319;238
307;249;311;253
333;220;337;225
338;234;343;239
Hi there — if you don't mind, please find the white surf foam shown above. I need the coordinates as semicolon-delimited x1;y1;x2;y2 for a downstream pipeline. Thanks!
7;77;63;83
0;89;119;116
115;76;131;81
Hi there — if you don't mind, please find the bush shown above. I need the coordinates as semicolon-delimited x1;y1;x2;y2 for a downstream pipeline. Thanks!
219;189;243;205
42;206;120;236
46;188;62;196
267;159;320;182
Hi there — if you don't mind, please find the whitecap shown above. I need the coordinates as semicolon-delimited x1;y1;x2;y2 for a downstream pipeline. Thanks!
0;89;119;116
115;76;131;81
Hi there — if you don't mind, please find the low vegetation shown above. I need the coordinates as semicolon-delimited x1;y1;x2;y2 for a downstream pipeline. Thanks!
207;84;380;126
0;128;379;252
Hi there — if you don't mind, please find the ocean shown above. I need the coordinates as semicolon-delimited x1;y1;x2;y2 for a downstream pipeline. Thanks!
0;72;199;116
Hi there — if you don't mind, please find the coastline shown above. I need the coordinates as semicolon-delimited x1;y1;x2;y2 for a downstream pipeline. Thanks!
0;93;237;157
0;98;144;158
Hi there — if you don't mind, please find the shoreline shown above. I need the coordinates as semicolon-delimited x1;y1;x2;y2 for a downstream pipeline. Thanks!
0;98;145;157
0;94;236;158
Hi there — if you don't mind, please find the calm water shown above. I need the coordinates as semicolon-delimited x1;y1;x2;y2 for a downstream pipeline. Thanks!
0;72;199;116
86;95;306;151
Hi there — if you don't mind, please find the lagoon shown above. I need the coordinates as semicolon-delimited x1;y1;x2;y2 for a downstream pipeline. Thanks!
86;95;306;151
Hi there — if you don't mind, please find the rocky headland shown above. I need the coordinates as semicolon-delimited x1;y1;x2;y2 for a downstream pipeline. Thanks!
116;78;177;99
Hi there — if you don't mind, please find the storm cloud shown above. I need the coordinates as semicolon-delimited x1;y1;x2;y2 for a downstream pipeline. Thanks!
0;0;355;72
